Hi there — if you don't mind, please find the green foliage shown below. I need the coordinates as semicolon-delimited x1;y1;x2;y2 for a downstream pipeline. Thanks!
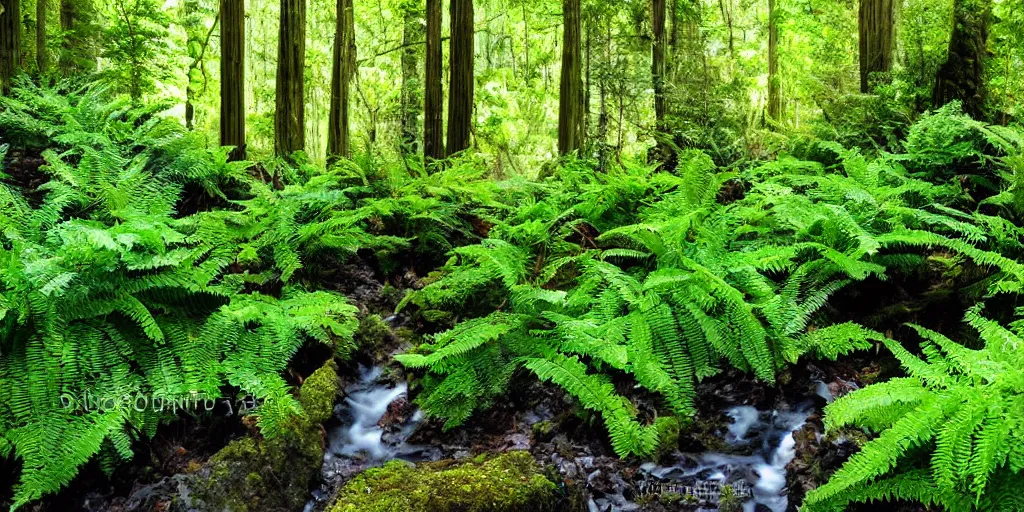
803;307;1024;512
0;84;358;508
395;112;1024;462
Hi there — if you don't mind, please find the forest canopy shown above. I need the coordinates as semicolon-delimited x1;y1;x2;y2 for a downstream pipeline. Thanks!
1;0;1024;510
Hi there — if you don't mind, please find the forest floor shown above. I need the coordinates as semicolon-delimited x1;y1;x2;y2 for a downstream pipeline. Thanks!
14;256;913;512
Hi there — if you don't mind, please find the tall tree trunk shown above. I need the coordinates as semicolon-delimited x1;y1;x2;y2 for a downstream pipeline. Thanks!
583;13;590;140
36;0;46;75
651;0;667;160
767;0;781;123
558;0;583;155
59;0;72;72
423;0;443;161
275;0;306;157
400;1;424;154
220;0;245;160
858;0;893;93
0;0;20;93
327;0;355;160
933;0;990;119
446;0;473;156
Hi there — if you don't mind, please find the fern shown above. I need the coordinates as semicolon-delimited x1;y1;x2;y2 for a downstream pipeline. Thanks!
804;308;1024;511
0;84;360;507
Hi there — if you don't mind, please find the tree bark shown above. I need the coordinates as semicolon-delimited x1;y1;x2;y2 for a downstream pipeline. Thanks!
275;0;306;157
423;0;443;161
36;0;46;75
327;0;355;160
933;0;990;119
59;0;72;72
220;0;245;160
400;1;424;154
858;0;893;93
558;0;583;155
445;0;473;156
767;0;781;124
0;0;20;93
651;0;667;159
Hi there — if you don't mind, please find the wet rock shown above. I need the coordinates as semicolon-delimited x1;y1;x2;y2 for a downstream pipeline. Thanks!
326;451;557;512
178;362;340;512
376;396;413;431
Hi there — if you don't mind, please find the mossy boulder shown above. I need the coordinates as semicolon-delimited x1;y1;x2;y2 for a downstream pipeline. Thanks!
355;314;392;352
179;362;339;511
300;361;341;424
327;451;557;512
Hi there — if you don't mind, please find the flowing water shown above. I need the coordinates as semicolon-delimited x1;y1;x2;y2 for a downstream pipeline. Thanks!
304;365;429;511
306;365;817;512
633;404;814;512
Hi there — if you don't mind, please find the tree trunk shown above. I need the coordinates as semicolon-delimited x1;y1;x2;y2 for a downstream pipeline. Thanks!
583;13;590;140
0;0;20;93
651;0;667;161
933;0;990;119
445;0;473;156
400;1;424;154
423;0;443;161
558;0;583;155
59;0;72;72
36;0;46;75
327;0;355;160
220;0;245;160
767;0;781;124
275;0;306;157
858;0;893;93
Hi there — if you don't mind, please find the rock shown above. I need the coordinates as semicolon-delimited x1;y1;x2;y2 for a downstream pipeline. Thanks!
301;361;342;424
376;396;413;430
354;314;394;358
326;451;557;512
177;361;340;512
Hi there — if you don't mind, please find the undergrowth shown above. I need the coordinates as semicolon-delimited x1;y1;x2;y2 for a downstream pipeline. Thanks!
3;84;1024;510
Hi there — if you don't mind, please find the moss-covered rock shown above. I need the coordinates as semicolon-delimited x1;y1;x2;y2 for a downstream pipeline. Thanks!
327;451;557;512
355;314;392;354
652;416;681;461
300;361;340;424
179;361;340;511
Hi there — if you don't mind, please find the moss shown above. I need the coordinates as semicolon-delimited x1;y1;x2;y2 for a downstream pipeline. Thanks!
299;360;339;424
531;420;556;442
652;416;681;460
355;314;392;354
327;451;557;512
183;361;339;511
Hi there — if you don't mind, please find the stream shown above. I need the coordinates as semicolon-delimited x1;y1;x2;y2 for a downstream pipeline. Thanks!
633;404;813;512
306;364;818;512
304;364;429;511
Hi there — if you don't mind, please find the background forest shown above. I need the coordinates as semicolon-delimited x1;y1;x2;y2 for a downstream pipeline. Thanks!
1;0;1024;510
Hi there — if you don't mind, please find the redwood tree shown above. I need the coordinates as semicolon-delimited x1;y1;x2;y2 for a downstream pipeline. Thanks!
767;0;781;123
220;0;245;160
36;0;47;74
858;0;893;93
558;0;583;155
400;0;424;154
933;0;991;119
423;0;443;160
327;0;355;160
446;0;473;156
275;0;306;157
0;0;20;93
651;0;667;159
